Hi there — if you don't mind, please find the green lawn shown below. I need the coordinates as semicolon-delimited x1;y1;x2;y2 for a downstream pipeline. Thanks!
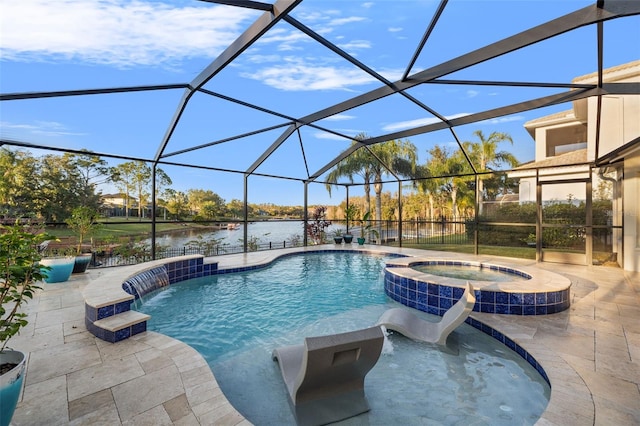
389;241;537;260
45;219;217;243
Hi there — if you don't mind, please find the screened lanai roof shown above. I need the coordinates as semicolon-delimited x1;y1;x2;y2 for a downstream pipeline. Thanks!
1;0;639;205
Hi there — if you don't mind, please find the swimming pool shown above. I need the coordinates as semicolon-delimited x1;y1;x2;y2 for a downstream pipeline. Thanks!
134;252;550;425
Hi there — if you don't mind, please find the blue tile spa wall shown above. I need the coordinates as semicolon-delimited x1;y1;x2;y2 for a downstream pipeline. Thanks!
383;269;570;316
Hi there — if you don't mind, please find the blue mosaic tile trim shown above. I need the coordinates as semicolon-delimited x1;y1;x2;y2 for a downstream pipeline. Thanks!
122;259;219;299
466;317;550;385
384;269;570;316
97;304;114;320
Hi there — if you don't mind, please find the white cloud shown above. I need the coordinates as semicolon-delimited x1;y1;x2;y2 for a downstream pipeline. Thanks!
362;2;374;9
246;54;281;64
329;16;367;26
241;58;377;91
467;90;479;98
388;27;403;33
0;0;256;68
479;115;526;125
337;40;371;50
1;120;86;138
323;114;356;121
382;113;470;132
314;130;361;141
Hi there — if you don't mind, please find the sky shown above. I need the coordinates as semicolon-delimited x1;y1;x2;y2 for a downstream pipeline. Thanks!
1;0;639;206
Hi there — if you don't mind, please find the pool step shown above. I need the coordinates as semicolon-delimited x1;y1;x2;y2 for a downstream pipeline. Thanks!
92;311;150;343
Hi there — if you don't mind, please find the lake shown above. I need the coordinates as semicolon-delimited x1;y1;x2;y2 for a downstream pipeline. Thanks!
150;221;348;248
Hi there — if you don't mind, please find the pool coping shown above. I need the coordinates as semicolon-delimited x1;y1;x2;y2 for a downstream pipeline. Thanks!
80;245;594;425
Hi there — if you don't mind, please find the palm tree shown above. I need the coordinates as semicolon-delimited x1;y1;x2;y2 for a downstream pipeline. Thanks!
325;136;417;243
419;145;448;223
367;139;417;224
419;144;470;220
466;130;519;214
325;134;373;212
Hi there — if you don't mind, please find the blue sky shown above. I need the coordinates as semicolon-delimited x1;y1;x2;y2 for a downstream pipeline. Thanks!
1;0;639;206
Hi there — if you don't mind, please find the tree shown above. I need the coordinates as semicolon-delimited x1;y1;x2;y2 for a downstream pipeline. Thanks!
37;153;87;222
325;133;374;211
111;161;153;219
420;145;451;222
466;130;518;214
201;201;224;220
164;189;189;220
367;139;417;224
65;151;109;206
325;135;417;225
131;162;151;219
0;148;39;218
226;199;245;219
153;167;172;219
65;206;100;254
110;162;136;219
187;189;223;216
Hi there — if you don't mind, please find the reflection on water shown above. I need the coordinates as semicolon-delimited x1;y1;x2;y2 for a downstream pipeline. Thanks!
150;221;323;248
149;220;397;249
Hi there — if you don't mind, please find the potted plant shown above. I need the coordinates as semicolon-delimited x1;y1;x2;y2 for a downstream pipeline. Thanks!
343;205;359;244
1;223;50;426
522;233;537;247
65;206;101;273
333;229;344;244
357;211;379;245
39;247;75;283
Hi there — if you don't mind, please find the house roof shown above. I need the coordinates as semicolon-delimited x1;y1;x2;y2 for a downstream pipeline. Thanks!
524;109;576;129
572;59;640;84
524;59;640;133
514;148;588;170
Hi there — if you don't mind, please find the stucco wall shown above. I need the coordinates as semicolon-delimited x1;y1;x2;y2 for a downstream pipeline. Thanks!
623;151;640;272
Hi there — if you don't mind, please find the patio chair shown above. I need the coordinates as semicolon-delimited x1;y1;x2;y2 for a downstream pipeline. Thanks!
377;281;476;346
272;326;384;426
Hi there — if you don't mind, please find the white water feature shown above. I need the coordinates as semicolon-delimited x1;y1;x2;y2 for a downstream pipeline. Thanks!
122;266;170;300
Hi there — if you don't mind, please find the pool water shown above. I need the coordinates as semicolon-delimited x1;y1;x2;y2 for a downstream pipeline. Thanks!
412;263;529;282
136;252;549;425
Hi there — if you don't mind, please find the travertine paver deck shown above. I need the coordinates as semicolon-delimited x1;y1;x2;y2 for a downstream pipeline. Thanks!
9;247;640;425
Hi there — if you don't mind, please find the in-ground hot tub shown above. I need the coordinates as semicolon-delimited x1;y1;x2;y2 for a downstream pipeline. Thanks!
384;258;571;315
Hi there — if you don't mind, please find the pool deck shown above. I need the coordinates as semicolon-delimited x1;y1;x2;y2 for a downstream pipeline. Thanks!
8;246;640;425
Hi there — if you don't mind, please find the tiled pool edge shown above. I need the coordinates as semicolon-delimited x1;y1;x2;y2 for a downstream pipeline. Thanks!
83;255;218;343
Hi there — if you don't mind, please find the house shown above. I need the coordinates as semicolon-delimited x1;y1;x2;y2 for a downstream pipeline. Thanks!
99;193;138;217
510;60;640;271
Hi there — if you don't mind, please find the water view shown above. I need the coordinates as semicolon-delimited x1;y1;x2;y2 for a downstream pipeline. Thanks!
150;221;350;248
151;221;307;247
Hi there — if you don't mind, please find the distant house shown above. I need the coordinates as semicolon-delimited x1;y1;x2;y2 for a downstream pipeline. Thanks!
100;193;138;217
509;60;640;271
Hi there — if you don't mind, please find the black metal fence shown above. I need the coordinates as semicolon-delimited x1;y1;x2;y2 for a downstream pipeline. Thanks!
84;216;619;269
